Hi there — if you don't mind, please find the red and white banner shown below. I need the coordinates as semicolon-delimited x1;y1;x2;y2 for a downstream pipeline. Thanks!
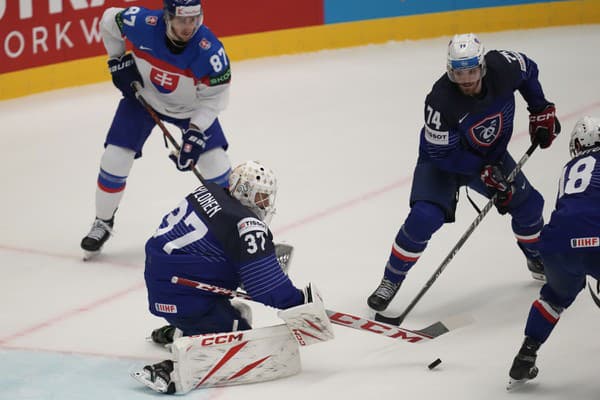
0;0;148;73
0;0;324;74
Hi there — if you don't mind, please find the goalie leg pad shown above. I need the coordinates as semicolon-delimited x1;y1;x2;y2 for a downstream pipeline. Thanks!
171;324;301;393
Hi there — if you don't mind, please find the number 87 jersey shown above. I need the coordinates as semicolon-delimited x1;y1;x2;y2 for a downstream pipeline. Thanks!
144;182;302;315
541;149;600;253
102;6;231;128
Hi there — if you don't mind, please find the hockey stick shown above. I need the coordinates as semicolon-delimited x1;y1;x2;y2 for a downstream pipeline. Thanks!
171;276;473;344
131;81;205;183
376;142;539;326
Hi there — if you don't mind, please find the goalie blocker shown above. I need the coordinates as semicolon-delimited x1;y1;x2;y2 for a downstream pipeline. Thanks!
132;284;334;394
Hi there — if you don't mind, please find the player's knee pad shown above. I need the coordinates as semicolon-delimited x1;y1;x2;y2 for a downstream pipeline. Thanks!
170;324;301;393
196;147;231;187
404;201;445;243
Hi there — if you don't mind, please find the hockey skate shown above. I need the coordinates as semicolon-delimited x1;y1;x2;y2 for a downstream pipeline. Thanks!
526;258;546;282
507;337;540;390
150;325;183;346
367;277;403;312
131;360;176;394
80;217;114;260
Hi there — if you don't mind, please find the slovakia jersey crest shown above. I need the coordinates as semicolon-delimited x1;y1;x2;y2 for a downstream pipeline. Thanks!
469;113;503;147
150;68;180;93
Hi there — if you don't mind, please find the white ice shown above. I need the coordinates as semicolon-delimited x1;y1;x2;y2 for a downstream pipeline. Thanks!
1;25;600;400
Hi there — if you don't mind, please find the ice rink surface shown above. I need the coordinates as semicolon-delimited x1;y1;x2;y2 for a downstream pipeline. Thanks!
1;25;600;400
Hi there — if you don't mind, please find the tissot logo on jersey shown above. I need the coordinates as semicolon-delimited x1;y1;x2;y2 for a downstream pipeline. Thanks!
570;237;600;249
237;217;267;237
424;126;449;145
150;68;180;93
469;114;503;146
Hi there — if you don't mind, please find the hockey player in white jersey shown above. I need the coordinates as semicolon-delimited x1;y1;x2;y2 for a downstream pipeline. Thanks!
81;0;233;259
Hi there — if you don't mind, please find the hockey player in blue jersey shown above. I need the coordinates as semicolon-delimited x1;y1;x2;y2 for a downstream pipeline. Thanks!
81;0;233;258
368;33;561;312
137;161;334;393
507;116;600;389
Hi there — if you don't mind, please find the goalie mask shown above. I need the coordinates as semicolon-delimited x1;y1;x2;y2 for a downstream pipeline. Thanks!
163;0;203;46
229;161;278;224
569;116;600;158
446;33;486;84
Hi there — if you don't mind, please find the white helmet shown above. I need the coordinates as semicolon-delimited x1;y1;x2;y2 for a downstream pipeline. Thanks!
229;161;278;224
447;33;486;82
569;116;600;158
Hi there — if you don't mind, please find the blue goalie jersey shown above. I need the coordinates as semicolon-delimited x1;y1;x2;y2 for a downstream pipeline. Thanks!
541;149;600;253
420;50;550;175
144;182;303;318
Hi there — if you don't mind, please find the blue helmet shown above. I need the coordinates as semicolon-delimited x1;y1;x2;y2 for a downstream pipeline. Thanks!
163;0;203;18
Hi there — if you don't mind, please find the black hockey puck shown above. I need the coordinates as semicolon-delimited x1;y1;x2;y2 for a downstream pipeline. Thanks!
428;358;442;370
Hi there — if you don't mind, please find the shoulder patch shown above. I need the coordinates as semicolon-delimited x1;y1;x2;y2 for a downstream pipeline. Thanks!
145;15;158;26
237;217;267;237
199;38;212;50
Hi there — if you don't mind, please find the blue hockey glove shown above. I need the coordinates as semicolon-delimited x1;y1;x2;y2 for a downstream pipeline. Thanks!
528;103;561;149
107;53;142;99
480;164;513;214
169;127;207;171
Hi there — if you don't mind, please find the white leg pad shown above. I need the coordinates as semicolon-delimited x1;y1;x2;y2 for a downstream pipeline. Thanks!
171;324;301;393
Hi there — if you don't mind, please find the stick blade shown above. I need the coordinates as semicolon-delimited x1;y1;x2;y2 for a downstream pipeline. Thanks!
414;313;474;338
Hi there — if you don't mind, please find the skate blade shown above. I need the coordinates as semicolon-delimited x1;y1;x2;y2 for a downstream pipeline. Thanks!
530;272;546;282
82;250;101;261
506;377;530;391
130;369;169;393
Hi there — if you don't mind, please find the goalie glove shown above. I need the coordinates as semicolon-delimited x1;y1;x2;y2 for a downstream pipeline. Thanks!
277;283;334;346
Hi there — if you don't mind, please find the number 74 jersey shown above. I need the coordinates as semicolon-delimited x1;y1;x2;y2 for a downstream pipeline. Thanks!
541;150;600;252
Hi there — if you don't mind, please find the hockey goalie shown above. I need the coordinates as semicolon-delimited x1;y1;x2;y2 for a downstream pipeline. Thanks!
132;287;333;394
131;160;334;394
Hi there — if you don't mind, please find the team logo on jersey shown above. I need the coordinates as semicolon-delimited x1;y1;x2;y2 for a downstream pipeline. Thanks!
199;38;212;50
150;68;180;93
237;217;267;237
469;113;503;147
570;237;600;249
155;303;178;314
145;15;158;26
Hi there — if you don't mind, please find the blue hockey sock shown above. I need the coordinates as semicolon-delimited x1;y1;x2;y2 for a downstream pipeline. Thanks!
524;298;562;344
385;202;444;282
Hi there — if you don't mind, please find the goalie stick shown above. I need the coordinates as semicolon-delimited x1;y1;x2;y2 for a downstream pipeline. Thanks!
375;142;539;326
171;276;472;344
